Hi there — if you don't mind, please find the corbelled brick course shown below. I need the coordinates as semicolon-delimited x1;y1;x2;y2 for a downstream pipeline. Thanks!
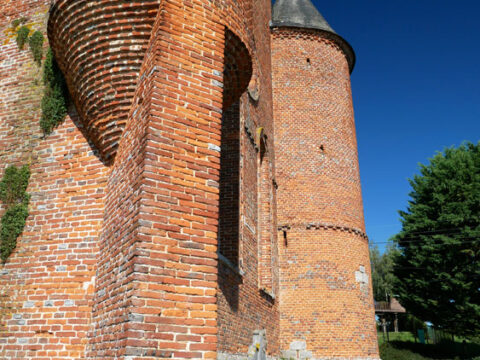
0;1;378;359
48;0;161;164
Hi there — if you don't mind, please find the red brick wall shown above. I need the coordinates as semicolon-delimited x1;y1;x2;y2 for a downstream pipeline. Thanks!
0;3;49;169
1;0;281;358
272;28;379;359
0;3;109;359
216;0;281;357
88;1;226;358
0;114;108;360
0;0;48;21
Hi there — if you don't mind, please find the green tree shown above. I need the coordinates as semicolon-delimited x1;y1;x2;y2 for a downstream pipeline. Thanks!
370;243;398;302
393;142;480;336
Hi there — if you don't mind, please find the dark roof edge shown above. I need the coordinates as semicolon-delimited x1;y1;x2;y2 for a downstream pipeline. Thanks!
271;23;356;74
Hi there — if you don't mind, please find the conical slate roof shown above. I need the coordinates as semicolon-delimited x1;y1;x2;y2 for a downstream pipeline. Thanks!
271;0;356;72
272;0;336;33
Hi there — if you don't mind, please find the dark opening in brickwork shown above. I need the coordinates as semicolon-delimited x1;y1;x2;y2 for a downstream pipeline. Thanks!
218;101;240;266
223;28;252;110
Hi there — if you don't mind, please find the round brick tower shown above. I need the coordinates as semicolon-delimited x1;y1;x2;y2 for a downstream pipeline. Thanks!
271;0;379;358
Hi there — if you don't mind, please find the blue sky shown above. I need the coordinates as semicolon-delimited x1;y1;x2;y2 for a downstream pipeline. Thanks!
307;0;480;252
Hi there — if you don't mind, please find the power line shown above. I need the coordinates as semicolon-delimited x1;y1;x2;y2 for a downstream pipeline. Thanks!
393;227;480;236
370;235;480;246
368;227;480;245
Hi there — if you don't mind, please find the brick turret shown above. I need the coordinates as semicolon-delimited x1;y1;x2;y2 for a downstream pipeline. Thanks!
271;0;379;358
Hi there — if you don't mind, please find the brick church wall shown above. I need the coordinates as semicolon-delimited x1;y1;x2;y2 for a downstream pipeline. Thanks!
0;2;109;358
0;0;282;358
0;1;378;359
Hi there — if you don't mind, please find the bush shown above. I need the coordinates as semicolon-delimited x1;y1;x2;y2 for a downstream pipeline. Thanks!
28;30;44;65
0;165;30;206
41;87;67;134
11;17;28;30
379;343;427;360
0;165;30;263
379;339;480;360
16;25;30;50
1;204;29;262
11;19;21;29
40;48;68;135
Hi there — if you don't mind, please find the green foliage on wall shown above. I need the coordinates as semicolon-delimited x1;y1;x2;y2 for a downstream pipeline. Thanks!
12;19;22;29
28;31;44;66
41;48;68;135
11;17;28;30
16;25;30;50
13;21;44;66
0;165;30;263
0;166;30;205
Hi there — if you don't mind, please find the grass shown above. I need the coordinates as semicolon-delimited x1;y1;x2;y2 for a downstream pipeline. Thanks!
379;332;480;360
379;331;416;345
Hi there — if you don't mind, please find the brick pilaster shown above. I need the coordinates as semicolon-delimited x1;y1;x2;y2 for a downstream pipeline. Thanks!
90;1;225;359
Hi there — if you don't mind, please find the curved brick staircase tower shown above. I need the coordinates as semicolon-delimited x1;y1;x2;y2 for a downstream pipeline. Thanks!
271;0;379;358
